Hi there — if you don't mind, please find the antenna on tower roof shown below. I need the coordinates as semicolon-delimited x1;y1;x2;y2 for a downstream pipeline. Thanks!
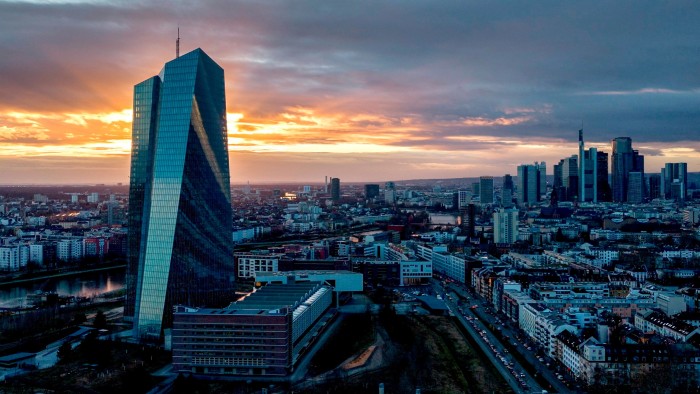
176;27;180;58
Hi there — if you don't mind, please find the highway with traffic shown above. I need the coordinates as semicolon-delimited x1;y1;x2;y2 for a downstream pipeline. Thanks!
439;279;576;393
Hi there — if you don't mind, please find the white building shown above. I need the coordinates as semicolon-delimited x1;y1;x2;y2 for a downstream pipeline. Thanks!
657;292;687;316
232;226;271;243
255;270;364;293
457;190;471;209
235;253;283;279
493;208;519;244
57;238;83;262
634;310;700;342
520;302;550;341
0;245;29;271
29;244;43;265
400;260;432;286
536;314;577;358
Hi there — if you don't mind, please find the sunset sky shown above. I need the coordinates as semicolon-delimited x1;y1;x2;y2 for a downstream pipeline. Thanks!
1;1;700;184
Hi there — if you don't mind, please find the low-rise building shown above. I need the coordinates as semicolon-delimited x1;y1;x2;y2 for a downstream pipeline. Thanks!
634;310;700;342
172;282;333;377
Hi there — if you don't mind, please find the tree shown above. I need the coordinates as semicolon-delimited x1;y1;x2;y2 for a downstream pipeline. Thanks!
555;228;567;242
93;310;107;329
57;341;72;362
73;312;87;325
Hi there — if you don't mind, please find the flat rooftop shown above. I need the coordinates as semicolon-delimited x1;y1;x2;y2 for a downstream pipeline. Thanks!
255;270;359;277
174;282;324;316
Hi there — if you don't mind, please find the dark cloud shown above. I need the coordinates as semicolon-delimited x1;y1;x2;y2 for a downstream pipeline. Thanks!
1;0;700;149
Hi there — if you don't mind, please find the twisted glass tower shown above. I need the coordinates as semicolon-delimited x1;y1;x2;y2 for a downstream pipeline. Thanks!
126;48;234;340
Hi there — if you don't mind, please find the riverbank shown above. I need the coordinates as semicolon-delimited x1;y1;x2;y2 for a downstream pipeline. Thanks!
0;263;126;288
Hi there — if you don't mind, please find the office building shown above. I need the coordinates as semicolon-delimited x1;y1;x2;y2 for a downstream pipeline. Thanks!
493;208;519;244
87;192;99;203
479;176;494;205
596;151;610;201
330;177;340;201
172;282;333;377
127;48;234;339
471;182;480;196
577;130;600;202
627;172;644;204
502;186;513;208
648;174;661;200
364;184;380;200
457;190;471;209
553;162;563;191
503;173;514;207
517;164;542;206
553;156;578;202
630;150;645;202
503;174;514;191
662;162;688;201
460;203;476;237
536;161;547;197
384;181;396;204
611;137;644;202
611;137;632;202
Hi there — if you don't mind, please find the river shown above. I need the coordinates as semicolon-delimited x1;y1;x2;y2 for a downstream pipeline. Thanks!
0;268;125;308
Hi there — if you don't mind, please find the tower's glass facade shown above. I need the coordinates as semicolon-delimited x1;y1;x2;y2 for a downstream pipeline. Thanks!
126;76;160;320
126;49;234;339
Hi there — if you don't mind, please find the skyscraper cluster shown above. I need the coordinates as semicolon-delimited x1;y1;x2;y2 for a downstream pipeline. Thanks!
542;131;687;205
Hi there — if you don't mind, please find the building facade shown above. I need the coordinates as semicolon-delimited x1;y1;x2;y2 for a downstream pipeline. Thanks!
330;178;340;201
493;208;519;244
171;282;332;377
611;137;644;203
127;48;235;340
662;162;688;201
517;164;541;206
479;176;494;205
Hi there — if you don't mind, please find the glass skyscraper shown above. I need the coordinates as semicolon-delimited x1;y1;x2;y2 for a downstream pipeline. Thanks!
126;48;234;340
611;137;644;203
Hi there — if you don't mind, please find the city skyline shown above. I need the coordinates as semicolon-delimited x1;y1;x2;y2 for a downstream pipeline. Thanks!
2;1;700;184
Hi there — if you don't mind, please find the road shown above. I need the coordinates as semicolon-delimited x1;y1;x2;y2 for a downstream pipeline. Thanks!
446;281;575;393
430;281;542;394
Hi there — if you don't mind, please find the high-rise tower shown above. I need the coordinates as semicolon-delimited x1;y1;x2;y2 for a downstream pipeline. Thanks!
611;137;633;202
493;208;519;244
330;177;341;201
479;176;494;205
516;164;541;206
127;48;234;340
662;162;688;201
611;137;644;203
577;129;599;203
